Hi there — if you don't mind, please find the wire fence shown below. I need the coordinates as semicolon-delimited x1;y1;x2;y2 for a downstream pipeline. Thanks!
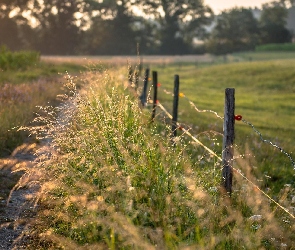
129;67;295;220
156;81;295;169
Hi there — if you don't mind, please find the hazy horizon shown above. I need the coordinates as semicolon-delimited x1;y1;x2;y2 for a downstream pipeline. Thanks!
205;0;275;13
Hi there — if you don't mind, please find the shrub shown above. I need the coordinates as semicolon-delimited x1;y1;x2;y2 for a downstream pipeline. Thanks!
255;43;295;52
0;45;40;71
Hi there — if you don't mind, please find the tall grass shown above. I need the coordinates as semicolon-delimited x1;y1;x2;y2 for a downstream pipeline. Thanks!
23;66;295;249
0;47;85;155
0;78;64;155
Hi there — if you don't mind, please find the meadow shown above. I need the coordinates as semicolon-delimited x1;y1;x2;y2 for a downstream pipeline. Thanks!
13;53;294;249
1;51;295;248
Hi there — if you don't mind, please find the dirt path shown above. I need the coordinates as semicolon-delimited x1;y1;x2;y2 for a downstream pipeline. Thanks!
0;142;42;249
0;96;75;249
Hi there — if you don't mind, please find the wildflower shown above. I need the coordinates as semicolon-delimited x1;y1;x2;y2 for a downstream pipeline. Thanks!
97;196;104;202
209;187;218;193
248;215;262;221
281;243;287;248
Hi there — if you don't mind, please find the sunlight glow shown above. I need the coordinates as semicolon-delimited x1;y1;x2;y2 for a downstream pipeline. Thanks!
204;0;276;13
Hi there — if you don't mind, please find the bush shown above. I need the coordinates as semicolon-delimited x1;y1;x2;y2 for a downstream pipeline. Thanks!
0;45;40;71
255;43;295;52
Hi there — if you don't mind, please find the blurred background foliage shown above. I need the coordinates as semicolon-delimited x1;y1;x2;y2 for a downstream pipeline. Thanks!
0;0;294;55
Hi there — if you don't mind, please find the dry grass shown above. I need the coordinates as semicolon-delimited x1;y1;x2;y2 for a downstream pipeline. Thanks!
0;77;65;155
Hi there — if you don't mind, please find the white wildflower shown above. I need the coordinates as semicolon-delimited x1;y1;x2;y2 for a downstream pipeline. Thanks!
248;215;262;221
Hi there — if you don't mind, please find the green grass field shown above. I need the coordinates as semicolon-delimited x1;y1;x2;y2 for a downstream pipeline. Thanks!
233;51;295;61
151;58;295;193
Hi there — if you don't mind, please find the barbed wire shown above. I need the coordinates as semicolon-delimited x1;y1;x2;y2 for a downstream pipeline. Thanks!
157;101;222;160
159;87;224;119
156;85;295;170
156;100;295;220
241;119;295;169
130;75;295;219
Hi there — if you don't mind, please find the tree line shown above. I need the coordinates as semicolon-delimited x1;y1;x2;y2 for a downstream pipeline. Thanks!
0;0;294;55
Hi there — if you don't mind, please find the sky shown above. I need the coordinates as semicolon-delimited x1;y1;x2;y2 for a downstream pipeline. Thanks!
204;0;274;13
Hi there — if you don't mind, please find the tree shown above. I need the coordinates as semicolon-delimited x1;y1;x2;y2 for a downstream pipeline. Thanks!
135;0;213;54
0;0;30;15
29;0;82;54
0;0;32;50
205;8;260;55
81;0;143;55
259;1;292;44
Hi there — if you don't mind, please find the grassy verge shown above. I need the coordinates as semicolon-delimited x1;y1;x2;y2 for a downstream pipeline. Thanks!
0;49;87;217
0;60;85;156
24;66;295;249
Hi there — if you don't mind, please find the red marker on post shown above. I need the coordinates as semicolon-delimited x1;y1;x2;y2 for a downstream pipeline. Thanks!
235;115;242;121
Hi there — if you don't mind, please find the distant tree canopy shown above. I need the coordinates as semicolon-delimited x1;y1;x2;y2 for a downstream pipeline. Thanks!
134;0;213;54
0;0;31;50
81;0;141;55
259;1;292;44
206;1;293;55
205;8;260;55
0;0;293;55
0;0;213;55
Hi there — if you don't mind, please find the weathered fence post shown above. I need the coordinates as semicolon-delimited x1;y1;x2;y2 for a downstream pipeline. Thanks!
140;68;150;106
222;88;235;194
134;70;139;90
139;56;143;76
128;65;133;84
151;71;158;122
172;75;180;138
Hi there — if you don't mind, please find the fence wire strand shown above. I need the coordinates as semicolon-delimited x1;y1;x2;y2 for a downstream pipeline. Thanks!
156;100;295;220
241;119;295;170
157;101;221;160
157;86;295;169
160;87;224;119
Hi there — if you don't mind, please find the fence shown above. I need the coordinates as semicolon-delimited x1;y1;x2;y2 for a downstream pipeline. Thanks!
129;67;295;220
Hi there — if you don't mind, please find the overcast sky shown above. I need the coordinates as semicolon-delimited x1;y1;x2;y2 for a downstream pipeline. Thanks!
204;0;274;13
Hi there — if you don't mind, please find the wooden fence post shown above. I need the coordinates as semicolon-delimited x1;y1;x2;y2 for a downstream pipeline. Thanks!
140;68;150;106
151;71;158;122
128;66;133;84
172;75;180;138
139;56;143;76
134;70;139;90
222;88;235;194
